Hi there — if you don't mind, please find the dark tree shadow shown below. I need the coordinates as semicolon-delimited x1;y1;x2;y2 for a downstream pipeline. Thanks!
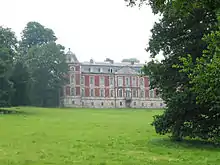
148;137;220;151
0;108;33;115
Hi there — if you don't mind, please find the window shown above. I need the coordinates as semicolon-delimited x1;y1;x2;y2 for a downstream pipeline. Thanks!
110;90;114;97
100;89;104;97
125;89;131;97
90;76;94;85
109;77;114;86
120;102;123;106
98;68;103;72
72;100;75;104
132;77;136;86
149;90;154;98
140;90;145;98
71;88;75;96
101;102;104;106
91;102;94;106
90;89;94;97
118;88;123;97
134;102;136;106
126;77;130;86
81;76;84;85
151;103;153;107
118;77;123;86
89;67;93;72
142;103;144;106
70;66;75;71
140;78;144;86
70;74;74;84
111;102;114;106
132;89;137;97
81;88;85;97
82;102;84;106
160;103;163;107
100;77;105;85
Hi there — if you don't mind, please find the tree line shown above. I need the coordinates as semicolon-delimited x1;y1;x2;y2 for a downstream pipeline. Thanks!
126;0;220;143
0;22;68;108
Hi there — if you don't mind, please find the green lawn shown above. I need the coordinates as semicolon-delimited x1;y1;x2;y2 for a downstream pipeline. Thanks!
0;107;220;165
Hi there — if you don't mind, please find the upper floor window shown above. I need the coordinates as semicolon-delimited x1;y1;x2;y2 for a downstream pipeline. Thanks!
100;76;105;85
132;77;136;86
90;89;94;97
81;76;84;85
125;77;130;86
149;89;154;98
70;66;75;71
110;90;114;97
89;67;93;72
118;77;123;86
140;90;145;98
100;89;105;97
118;88;123;97
109;77;114;86
98;68;103;72
70;74;75;84
71;87;75;96
90;76;94;85
132;89;137;97
140;78;144;87
81;88;85;97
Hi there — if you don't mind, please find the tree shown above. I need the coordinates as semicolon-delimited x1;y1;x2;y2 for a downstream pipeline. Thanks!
18;21;68;107
127;0;220;141
10;61;30;106
0;27;17;107
26;42;67;107
173;10;220;142
19;21;57;53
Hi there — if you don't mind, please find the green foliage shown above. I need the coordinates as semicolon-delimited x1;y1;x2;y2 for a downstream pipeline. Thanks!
133;0;220;141
0;27;17;107
0;21;68;107
174;30;220;142
26;42;67;107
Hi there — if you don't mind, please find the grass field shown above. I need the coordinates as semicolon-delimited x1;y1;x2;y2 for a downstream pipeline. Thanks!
0;107;220;165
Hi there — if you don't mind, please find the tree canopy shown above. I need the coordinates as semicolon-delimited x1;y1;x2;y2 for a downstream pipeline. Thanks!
0;21;68;108
127;0;220;142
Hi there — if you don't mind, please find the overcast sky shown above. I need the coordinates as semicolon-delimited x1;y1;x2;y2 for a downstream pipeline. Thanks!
0;0;159;63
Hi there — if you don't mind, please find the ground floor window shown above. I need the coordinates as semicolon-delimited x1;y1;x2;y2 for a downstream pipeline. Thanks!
120;102;122;106
111;102;114;106
142;103;144;106
91;102;94;106
134;102;136;106
101;102;104;106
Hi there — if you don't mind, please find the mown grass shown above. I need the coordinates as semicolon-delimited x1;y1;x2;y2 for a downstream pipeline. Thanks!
0;107;220;165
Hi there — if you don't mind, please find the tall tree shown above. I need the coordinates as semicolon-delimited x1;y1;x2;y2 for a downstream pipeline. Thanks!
19;21;68;107
26;43;67;107
19;21;57;53
126;0;220;140
0;27;17;107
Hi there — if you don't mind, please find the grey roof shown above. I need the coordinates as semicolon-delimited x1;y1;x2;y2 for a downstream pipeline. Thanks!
80;61;144;68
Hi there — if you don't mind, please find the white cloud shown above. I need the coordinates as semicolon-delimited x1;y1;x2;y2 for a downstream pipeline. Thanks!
0;0;159;63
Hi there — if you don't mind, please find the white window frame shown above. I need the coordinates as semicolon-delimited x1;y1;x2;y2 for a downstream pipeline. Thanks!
90;89;94;97
100;76;105;86
90;76;94;85
100;88;105;97
118;77;123;87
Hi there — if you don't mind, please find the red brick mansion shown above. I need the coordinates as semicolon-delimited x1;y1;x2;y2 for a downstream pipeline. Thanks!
60;49;165;108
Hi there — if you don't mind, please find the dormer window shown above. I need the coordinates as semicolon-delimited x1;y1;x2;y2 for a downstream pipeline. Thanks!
98;68;103;72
